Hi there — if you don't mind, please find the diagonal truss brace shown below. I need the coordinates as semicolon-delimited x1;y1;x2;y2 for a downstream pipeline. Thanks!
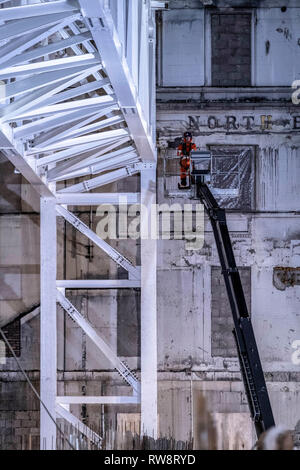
56;205;140;280
57;290;140;396
58;165;140;193
56;403;102;448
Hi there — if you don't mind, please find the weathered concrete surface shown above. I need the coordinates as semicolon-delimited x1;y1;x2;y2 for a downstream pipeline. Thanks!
1;2;300;450
0;214;40;328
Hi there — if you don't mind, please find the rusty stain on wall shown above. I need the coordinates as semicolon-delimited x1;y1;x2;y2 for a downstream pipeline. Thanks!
273;267;300;291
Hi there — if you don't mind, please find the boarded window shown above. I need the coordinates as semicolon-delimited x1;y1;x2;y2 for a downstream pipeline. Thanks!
211;13;251;87
211;266;251;358
209;145;255;211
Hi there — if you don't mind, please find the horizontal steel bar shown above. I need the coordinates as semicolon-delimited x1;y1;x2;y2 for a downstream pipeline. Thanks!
0;14;82;65
34;107;115;149
53;152;138;182
0;1;79;21
0;12;81;42
56;280;141;289
58;165;139;193
17;96;115;125
56;396;140;405
55;192;140;205
3;64;96;101
32;128;127;154
1;31;92;68
50;138;132;178
36;135;121;167
13;101;108;140
0;54;100;79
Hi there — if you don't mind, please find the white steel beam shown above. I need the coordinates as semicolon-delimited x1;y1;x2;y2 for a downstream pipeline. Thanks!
0;54;100;79
35;106;116;145
13;105;109;140
35;106;116;148
55;192;140;205
140;165;158;438
0;1;79;21
14;96;115;126
57;396;140;405
56;280;141;289
1;73;105;123
31;128;127;154
0;12;82;42
57;291;140;395
0;31;93;68
58;21;112;94
2;65;96;101
0;0;158;437
56;404;102;448
40;197;57;450
0;14;82;65
49;138;132;179
6;81;107;122
78;0;156;162
53;152;138;182
56;205;140;279
36;136;122;169
58;165;139;193
151;1;169;9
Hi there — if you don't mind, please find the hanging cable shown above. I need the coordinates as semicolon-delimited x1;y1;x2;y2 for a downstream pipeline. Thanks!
0;327;75;451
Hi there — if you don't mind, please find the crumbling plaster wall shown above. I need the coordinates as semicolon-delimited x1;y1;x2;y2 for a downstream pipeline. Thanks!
1;0;300;448
158;4;300;87
156;125;300;368
155;3;300;436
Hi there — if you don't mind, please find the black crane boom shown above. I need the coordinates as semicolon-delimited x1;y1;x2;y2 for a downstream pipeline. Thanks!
194;179;275;438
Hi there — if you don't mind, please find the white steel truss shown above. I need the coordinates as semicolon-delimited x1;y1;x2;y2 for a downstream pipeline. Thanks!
0;0;158;449
56;290;140;395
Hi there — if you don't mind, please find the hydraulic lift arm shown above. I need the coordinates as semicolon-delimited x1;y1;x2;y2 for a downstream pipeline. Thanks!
194;178;275;438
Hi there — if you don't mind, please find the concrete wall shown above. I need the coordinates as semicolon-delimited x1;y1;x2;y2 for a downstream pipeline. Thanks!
157;2;300;87
255;8;300;86
160;9;205;86
154;2;300;447
1;1;300;450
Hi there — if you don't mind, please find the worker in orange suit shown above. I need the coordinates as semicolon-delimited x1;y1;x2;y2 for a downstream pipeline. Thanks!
177;131;197;188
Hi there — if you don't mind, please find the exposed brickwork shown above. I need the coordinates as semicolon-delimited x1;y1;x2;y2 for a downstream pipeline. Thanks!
0;410;40;450
211;267;251;357
2;320;21;358
211;14;251;87
0;381;40;450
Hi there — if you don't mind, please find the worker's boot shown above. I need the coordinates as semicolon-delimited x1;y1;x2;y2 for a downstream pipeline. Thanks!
178;178;188;190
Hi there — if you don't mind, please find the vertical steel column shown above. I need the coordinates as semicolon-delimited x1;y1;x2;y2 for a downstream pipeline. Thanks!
140;166;158;438
40;197;57;450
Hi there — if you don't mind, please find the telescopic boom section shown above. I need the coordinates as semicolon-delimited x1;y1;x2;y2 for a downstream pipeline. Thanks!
194;179;275;438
